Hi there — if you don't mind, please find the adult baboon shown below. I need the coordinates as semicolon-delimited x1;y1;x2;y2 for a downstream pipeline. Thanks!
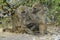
15;5;34;34
31;2;48;35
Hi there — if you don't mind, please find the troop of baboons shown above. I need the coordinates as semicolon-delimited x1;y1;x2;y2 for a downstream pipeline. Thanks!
3;2;48;35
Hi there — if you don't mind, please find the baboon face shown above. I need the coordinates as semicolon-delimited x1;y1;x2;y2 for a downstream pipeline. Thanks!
32;3;41;13
17;5;27;14
17;5;29;18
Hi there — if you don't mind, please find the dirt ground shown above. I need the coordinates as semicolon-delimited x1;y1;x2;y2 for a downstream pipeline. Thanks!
0;28;60;40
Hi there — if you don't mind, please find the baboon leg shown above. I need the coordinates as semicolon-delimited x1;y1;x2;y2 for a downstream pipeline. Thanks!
39;24;47;35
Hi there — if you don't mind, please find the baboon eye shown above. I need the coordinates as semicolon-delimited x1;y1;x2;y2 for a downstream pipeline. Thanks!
21;11;25;13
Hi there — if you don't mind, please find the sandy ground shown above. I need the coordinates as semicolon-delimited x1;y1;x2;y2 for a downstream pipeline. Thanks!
0;28;60;40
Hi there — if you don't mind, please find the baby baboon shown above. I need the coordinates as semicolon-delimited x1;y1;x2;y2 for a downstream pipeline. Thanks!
32;2;47;35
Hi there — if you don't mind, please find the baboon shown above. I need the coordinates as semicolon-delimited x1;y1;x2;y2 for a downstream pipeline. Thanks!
31;2;48;35
16;5;34;34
